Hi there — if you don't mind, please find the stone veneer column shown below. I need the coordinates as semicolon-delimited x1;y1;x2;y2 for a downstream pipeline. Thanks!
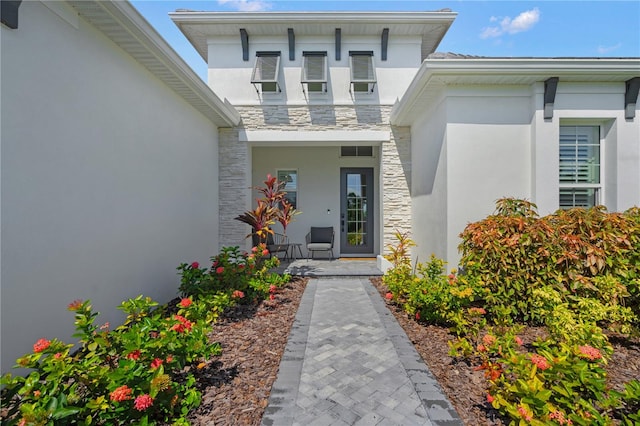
383;127;412;254
217;105;412;254
218;128;248;248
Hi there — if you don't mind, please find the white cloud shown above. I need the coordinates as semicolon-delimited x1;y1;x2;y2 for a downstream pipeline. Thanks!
217;0;272;12
480;8;540;39
597;43;622;54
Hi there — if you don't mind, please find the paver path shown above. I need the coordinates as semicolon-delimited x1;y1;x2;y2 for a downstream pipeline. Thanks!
261;277;462;426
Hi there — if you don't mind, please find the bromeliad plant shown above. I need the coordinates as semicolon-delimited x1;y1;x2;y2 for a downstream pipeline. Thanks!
1;297;221;425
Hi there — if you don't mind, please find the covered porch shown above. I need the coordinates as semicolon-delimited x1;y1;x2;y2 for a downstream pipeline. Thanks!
247;133;386;259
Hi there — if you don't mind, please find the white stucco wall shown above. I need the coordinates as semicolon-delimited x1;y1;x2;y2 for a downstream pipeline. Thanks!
411;97;449;263
411;87;533;267
531;82;640;215
1;2;221;372
207;35;422;105
410;80;639;268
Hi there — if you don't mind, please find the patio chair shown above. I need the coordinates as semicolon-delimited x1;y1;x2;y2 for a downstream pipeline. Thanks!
305;227;335;260
267;232;290;259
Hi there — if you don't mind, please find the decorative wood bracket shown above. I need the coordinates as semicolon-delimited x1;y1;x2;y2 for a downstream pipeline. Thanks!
288;28;295;61
240;29;249;61
544;77;559;120
1;1;22;29
625;77;640;119
381;28;389;61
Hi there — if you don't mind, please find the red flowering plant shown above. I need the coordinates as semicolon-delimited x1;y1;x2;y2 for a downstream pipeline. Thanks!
1;296;220;425
178;244;288;303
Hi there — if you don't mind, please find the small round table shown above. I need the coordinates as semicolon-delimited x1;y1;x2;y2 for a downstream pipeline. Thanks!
287;243;304;261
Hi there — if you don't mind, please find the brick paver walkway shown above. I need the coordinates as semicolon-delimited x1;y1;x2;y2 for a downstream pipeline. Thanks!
261;277;462;426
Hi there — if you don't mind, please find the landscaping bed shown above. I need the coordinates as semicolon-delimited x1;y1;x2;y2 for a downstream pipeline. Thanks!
187;276;308;426
371;276;640;425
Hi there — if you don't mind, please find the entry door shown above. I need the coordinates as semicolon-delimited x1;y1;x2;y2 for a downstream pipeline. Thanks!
340;168;374;255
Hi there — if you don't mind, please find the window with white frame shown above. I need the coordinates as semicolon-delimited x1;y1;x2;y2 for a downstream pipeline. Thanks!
349;51;376;93
251;52;281;93
277;170;298;209
302;51;327;93
559;125;602;208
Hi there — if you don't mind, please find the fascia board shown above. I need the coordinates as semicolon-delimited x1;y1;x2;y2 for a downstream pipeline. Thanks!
169;11;458;25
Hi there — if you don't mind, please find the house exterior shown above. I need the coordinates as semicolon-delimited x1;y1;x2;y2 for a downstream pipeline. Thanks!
391;54;640;264
1;1;638;373
170;11;458;262
171;11;640;267
1;1;239;372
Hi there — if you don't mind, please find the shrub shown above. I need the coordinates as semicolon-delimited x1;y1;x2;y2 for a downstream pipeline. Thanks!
383;233;485;334
177;244;287;302
458;199;640;332
1;297;222;425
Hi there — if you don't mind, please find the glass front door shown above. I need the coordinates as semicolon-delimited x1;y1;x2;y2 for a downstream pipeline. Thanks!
340;168;374;255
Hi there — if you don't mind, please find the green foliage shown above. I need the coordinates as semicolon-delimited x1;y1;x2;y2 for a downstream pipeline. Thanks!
485;337;612;425
177;244;284;301
459;199;640;332
2;245;293;425
383;229;416;268
1;297;222;425
383;199;640;425
383;236;485;334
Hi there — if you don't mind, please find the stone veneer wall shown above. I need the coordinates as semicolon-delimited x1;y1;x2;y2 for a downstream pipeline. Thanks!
218;105;411;255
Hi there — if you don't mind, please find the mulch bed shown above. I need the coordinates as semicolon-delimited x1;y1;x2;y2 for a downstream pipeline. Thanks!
370;277;640;425
187;277;308;425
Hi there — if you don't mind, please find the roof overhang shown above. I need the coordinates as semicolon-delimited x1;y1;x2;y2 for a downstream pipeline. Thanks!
391;58;640;125
169;11;457;62
68;1;240;127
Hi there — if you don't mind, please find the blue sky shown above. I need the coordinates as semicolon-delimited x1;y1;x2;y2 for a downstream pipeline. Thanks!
131;1;640;82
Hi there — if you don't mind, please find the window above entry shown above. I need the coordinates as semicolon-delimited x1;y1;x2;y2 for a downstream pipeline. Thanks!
349;51;376;93
301;51;327;93
251;51;281;93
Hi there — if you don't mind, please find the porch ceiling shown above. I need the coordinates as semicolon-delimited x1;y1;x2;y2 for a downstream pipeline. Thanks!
169;11;457;62
239;130;390;146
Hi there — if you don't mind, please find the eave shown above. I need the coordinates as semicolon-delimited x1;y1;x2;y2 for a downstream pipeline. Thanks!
169;11;457;62
391;57;640;125
68;0;241;127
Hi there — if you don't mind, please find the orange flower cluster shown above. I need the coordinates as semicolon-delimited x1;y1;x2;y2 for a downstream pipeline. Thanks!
127;350;141;360
577;345;602;361
549;410;573;425
110;385;133;402
179;298;192;308
517;405;533;421
482;334;497;346
33;338;50;353
232;290;245;299
133;394;153;411
171;315;193;333
530;353;551;371
150;358;163;370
